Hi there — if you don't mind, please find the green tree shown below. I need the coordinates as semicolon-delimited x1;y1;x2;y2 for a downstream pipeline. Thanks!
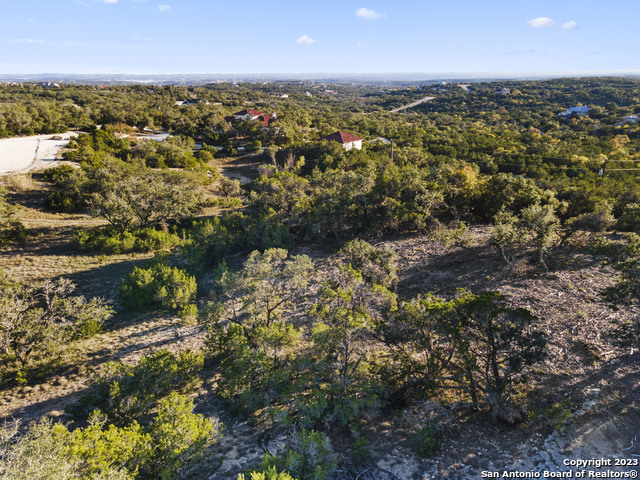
258;430;336;480
237;248;314;328
0;276;112;369
71;349;203;426
306;265;396;426
338;239;398;289
442;291;546;423
518;202;560;269
0;189;26;245
120;263;197;314
49;158;206;232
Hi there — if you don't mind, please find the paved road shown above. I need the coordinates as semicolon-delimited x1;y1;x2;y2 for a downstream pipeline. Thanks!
389;96;435;113
0;132;77;174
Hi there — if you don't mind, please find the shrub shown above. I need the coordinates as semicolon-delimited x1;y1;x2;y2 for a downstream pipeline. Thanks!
567;203;615;234
588;233;639;263
70;349;203;425
120;263;197;312
616;203;640;232
42;164;76;183
143;393;222;479
238;467;297;480
339;239;398;289
1;394;221;480
351;437;372;464
430;221;476;249
0;418;133;480
259;430;336;480
74;227;182;254
247;140;262;152
0;189;26;245
2;174;34;193
412;424;440;457
0;276;112;377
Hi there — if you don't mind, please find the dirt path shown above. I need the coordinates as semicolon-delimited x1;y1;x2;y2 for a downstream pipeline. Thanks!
389;96;435;113
218;154;264;184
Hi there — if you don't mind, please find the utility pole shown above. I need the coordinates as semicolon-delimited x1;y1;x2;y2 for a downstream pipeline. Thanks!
599;156;608;178
390;139;394;162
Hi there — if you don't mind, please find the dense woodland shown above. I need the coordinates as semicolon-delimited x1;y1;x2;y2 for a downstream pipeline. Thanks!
1;77;639;479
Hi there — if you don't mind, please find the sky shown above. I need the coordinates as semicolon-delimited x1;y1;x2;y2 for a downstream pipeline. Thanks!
0;0;639;75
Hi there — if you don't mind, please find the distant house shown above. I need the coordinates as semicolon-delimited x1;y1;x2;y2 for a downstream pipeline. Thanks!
175;99;209;107
233;109;265;121
559;106;590;118
321;131;363;151
39;82;59;88
495;87;511;95
622;115;639;124
229;109;277;127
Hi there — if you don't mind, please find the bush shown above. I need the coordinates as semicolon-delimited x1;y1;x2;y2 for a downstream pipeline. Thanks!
74;227;182;254
338;239;398;289
259;430;336;480
616;203;640;232
0;276;112;382
70;349;203;425
2;174;35;193
412;424;440;457
120;263;197;312
1;394;221;480
42;164;76;183
247;140;262;152
238;467;297;480
0;418;132;480
143;393;222;479
430;221;475;249
351;437;372;464
0;189;26;245
588;233;639;263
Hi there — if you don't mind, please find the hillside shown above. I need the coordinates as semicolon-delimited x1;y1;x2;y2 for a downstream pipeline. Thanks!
0;78;639;480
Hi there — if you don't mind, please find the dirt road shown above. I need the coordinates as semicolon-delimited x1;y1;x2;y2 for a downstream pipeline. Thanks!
0;132;78;175
389;95;435;113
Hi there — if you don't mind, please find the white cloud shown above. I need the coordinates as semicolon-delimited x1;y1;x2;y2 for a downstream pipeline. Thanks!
527;17;555;28
96;0;118;3
563;20;578;29
355;7;383;20
296;35;316;45
157;4;170;12
13;38;46;44
506;47;534;55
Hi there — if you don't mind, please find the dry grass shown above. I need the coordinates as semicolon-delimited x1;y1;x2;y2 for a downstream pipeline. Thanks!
2;174;36;192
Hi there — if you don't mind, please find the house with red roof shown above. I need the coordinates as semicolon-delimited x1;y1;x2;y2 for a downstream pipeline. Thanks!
320;131;363;151
230;109;277;127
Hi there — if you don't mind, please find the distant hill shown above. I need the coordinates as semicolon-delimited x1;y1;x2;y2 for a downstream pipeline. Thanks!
1;71;639;86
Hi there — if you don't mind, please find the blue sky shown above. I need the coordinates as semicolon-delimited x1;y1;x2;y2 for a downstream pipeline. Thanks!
0;0;639;75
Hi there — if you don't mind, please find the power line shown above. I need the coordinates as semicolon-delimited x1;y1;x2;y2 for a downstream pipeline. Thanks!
444;145;640;168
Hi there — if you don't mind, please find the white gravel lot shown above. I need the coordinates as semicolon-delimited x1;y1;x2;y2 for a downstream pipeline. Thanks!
0;132;78;175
